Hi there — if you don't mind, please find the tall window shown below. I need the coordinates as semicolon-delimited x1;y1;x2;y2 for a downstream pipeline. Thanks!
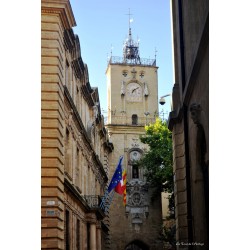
76;147;80;188
76;219;80;250
83;157;87;195
65;128;71;176
65;60;69;87
132;114;138;125
65;210;70;250
76;86;80;112
87;223;90;250
132;165;139;179
130;150;141;179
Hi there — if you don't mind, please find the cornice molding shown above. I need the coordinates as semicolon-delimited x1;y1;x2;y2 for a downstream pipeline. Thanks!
72;57;85;80
64;28;75;52
81;83;94;107
99;127;106;138
103;141;114;153
41;0;76;29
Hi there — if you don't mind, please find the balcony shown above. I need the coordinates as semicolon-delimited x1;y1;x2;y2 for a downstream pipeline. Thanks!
84;195;105;219
109;56;156;67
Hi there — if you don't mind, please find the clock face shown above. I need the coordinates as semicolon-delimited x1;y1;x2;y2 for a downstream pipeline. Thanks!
126;82;142;102
130;151;141;161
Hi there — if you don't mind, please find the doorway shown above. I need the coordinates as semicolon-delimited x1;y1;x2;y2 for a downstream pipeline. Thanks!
125;240;149;250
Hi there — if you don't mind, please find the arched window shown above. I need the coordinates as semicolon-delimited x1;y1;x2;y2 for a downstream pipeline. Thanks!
65;128;72;176
132;165;139;179
129;150;141;179
132;114;138;125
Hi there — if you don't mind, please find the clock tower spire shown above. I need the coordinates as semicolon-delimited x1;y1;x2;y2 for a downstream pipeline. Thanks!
123;9;141;64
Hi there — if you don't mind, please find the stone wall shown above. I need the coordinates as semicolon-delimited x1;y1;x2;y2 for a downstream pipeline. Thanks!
172;119;188;246
41;1;75;248
41;1;114;249
169;0;209;249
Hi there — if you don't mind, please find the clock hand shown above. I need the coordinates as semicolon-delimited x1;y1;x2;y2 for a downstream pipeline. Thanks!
132;87;139;93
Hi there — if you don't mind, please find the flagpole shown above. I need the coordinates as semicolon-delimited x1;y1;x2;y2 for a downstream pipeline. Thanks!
100;189;109;210
100;156;124;213
105;189;115;214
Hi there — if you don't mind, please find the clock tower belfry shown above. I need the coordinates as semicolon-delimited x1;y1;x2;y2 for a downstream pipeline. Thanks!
105;14;163;250
106;19;158;127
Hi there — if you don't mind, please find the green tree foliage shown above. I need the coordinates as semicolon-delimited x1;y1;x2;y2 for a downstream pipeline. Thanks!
139;118;173;195
139;118;176;247
160;224;176;249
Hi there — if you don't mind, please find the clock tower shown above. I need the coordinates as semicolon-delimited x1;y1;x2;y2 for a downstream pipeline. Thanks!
105;18;163;250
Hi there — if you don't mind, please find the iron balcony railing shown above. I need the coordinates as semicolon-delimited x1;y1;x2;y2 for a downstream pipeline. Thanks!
109;56;156;67
84;195;104;211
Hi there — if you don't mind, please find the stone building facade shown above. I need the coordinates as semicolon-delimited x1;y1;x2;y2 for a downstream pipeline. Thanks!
168;0;209;249
41;1;113;249
105;24;163;250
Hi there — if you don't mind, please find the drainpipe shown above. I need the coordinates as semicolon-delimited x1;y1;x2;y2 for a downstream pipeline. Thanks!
178;0;194;248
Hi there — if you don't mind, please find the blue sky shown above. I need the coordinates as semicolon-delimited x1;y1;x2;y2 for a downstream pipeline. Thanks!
70;0;173;117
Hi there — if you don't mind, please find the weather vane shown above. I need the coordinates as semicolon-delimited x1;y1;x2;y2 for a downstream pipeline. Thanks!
126;8;133;29
155;47;158;60
110;44;113;57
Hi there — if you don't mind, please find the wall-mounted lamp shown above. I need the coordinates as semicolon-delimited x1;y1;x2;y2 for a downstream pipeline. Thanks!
159;94;171;105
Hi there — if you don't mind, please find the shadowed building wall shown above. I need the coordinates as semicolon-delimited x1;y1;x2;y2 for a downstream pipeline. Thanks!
168;0;209;249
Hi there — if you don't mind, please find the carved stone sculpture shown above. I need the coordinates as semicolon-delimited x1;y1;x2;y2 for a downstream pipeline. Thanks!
144;82;149;96
190;103;201;125
121;80;125;95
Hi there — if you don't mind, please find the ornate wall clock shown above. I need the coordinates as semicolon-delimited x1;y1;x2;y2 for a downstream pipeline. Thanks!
126;82;142;102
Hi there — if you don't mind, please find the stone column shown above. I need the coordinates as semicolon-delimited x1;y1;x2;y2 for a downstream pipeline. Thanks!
96;224;102;250
90;223;96;250
82;222;87;250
